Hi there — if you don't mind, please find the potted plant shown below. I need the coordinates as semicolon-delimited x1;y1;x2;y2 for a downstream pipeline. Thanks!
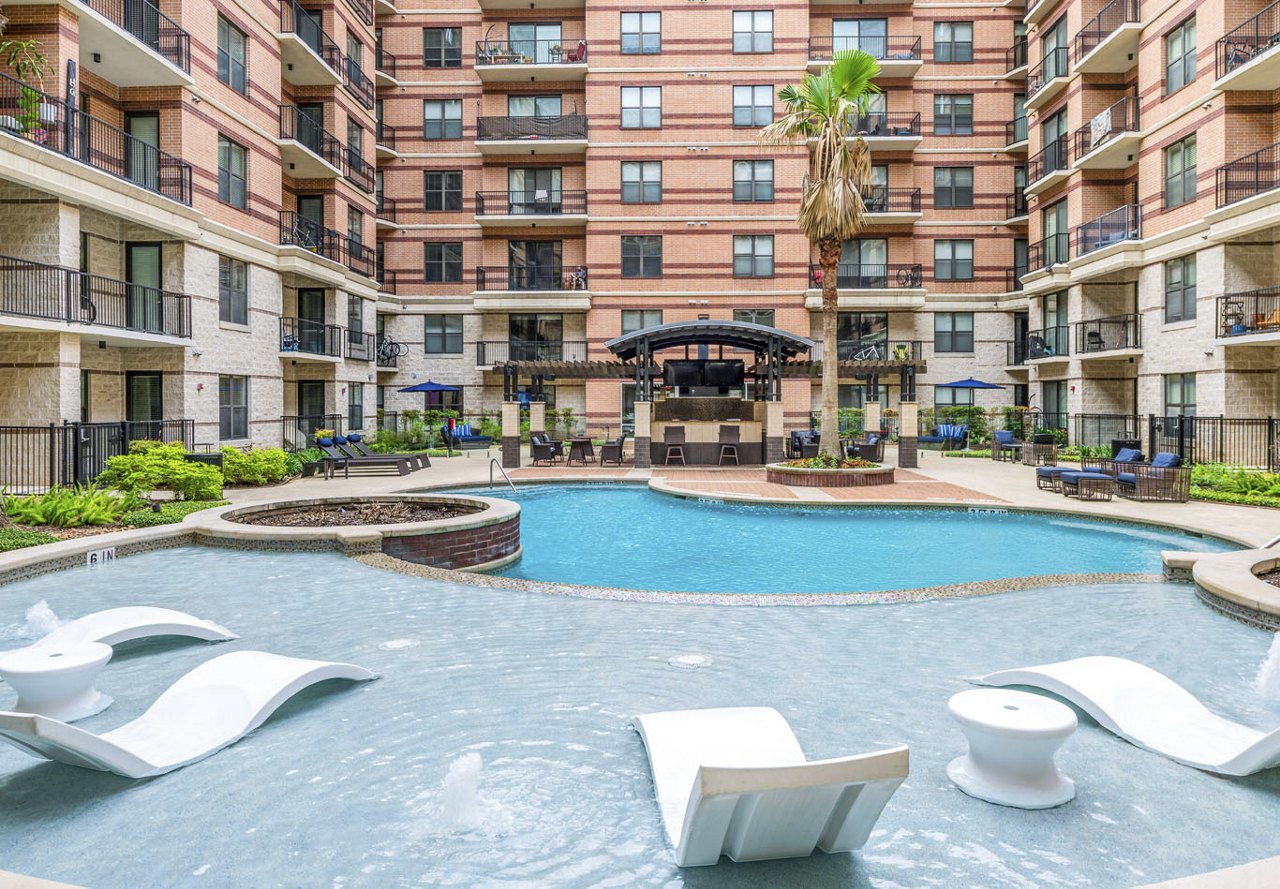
1;38;54;138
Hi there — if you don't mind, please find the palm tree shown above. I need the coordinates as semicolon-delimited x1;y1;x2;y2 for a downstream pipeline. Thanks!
761;51;881;459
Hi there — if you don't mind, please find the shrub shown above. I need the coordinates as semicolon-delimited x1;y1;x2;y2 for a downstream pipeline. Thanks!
2;484;135;528
783;453;875;469
221;447;289;486
284;447;324;475
97;443;223;501
0;526;57;551
122;500;230;528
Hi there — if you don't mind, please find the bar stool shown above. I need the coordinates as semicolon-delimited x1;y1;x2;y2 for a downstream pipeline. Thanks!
664;426;686;465
718;425;739;466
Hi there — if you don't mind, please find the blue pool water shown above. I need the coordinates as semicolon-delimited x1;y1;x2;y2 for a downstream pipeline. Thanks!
459;483;1236;594
1;547;1279;887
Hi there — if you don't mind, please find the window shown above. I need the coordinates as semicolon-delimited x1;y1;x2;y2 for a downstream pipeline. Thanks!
838;239;888;287
934;312;974;352
621;11;661;54
833;19;887;58
732;10;773;53
837;311;888;355
1164;373;1196;417
733;308;775;327
839;383;888;409
935;386;974;407
217;137;246;208
621;87;661;129
621;235;662;277
1166;18;1196;94
217;16;247;95
933;167;974;209
347;296;363;338
934;22;973;63
344;383;362;430
347;118;363;163
934;240;974;280
425;170;463;211
1165;135;1197;207
508;94;561;117
219;375;248;440
733;85;773;127
347;207;363;247
1165;255;1197;323
733;159;774;202
424;242;463;283
733;235;774;277
424;314;463;353
424;28;462;67
1041;17;1068;80
621;161;662;204
218;256;247;325
424;100;462;140
933;94;973;135
622;309;662;333
1042;380;1068;419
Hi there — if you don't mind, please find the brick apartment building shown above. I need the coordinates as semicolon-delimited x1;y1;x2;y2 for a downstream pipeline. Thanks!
0;0;1277;453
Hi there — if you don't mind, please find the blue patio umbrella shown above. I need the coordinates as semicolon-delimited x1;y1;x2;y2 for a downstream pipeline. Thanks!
397;380;461;393
935;378;1006;389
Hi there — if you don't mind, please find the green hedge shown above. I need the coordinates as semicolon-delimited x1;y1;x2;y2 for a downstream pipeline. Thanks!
97;442;223;500
221;447;288;486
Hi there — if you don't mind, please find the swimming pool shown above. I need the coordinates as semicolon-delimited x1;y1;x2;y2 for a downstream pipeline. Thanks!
1;546;1278;887
458;483;1235;595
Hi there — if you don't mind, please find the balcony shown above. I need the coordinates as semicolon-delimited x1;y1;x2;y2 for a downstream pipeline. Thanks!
807;340;923;364
475;266;586;291
279;0;342;86
279;317;343;361
806;263;925;310
475;39;589;82
1025;47;1070;111
66;0;191;86
0;72;193;205
375;48;398;88
1074;0;1141;73
345;330;376;362
476;340;588;366
346;148;374;193
346;0;374;26
376;336;403;369
279;211;341;264
475;190;588;225
1005;39;1028;77
1075;313;1141;358
376;121;399;159
278;105;343;179
864;186;922;224
848;112;922;151
1075;204;1141;257
1216;140;1279;209
1027;233;1070;272
1025;0;1066;27
0;253;191;341
1216;0;1280;89
476;115;588;155
375;0;396;13
807;36;922;78
376;196;408;228
1005;117;1028;152
344;240;375;278
1006;266;1028;293
1005;340;1028;368
1217;286;1280;343
1026;326;1069;362
473;265;591;311
1025;138;1071;196
1073;97;1141;170
1005;189;1028;221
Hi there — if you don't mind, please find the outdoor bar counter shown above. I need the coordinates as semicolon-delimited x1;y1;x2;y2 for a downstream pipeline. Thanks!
648;397;764;465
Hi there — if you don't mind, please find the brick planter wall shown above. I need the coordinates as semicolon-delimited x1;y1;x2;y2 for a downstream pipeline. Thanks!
766;465;896;487
381;514;520;570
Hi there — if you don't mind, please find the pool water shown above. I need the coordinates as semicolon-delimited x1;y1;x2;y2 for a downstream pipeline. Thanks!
1;547;1279;888
460;483;1235;594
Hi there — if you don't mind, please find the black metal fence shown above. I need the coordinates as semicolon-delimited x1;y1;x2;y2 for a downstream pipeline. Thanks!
281;414;344;451
475;190;588;216
1149;415;1280;469
1216;0;1280;79
809;263;923;289
1217;285;1280;337
1074;96;1140;158
475;265;587;291
280;316;342;357
1027;46;1070;98
475;38;588;65
866;187;921;213
477;115;588;141
1075;313;1140;352
279;103;343;169
376;121;399;152
280;0;341;72
1216;140;1278;208
1027;233;1070;270
80;0;191;72
1075;0;1140;60
1006;116;1028;145
1027;137;1071;186
853;112;920;137
1006;39;1028;72
1076;204;1141;256
0;419;193;494
476;340;588;365
808;35;921;63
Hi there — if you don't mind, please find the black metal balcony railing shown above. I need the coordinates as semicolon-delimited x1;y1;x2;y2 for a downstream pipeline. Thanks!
1027;137;1071;185
0;71;193;205
1076;314;1141;353
1027;46;1070;99
807;35;922;64
475;266;588;291
809;263;924;289
475;190;588;216
345;329;375;361
864;186;922;214
279;104;343;169
476;115;588;141
1027;233;1070;270
344;58;375;110
850;112;921;138
1006;38;1028;72
376;46;397;78
477;340;589;365
281;414;344;451
280;0;341;73
1216;140;1279;208
78;0;191;72
1026;326;1069;359
376;120;399;152
346;0;374;27
1006;339;1027;365
376;195;409;222
279;211;341;263
1006;188;1028;218
1073;96;1140;159
1005;116;1028;146
1076;204;1141;256
1074;0;1140;61
1217;285;1280;337
280;316;342;357
344;239;375;278
808;340;923;362
1217;0;1280;79
475;38;588;66
346;148;374;193
1006;265;1028;292
0;253;191;338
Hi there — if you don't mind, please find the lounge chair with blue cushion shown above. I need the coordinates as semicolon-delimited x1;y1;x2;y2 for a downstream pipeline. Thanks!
442;423;493;450
337;434;428;470
316;438;412;475
1113;451;1189;502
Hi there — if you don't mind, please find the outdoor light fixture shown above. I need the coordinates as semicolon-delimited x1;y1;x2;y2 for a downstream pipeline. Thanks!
92;53;101;64
98;341;106;349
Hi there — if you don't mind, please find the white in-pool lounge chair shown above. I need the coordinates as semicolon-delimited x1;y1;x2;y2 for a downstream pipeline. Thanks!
22;606;237;650
0;651;376;778
633;707;909;867
976;655;1280;776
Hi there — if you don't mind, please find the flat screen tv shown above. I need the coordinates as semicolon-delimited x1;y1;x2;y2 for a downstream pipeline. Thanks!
663;360;703;389
703;360;745;388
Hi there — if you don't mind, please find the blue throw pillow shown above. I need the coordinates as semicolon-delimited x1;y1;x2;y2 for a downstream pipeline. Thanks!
867;433;878;445
995;430;1012;444
1151;452;1181;468
1114;448;1142;463
348;432;362;443
317;437;334;447
1117;472;1137;486
334;435;348;445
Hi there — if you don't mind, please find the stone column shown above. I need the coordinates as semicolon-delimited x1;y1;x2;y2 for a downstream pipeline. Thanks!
897;400;918;468
501;401;520;469
633;401;652;468
863;402;882;439
529;401;546;436
765;401;785;464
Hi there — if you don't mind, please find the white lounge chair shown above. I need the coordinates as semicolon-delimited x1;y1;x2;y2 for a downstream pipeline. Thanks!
977;655;1280;776
0;651;376;778
633;707;908;867
23;606;237;649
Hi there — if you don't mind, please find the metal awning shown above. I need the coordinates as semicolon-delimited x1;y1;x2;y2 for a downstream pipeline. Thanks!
604;319;815;361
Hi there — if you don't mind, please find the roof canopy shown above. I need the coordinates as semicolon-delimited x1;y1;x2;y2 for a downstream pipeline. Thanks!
604;320;815;362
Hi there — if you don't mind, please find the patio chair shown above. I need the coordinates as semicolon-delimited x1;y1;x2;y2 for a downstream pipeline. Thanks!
991;429;1023;462
1021;433;1057;466
564;39;586;63
1092;447;1145;477
342;433;429;469
1113;452;1190;502
847;433;884;463
599;433;627;466
663;426;686;465
717;425;739;465
316;438;412;475
530;433;563;466
633;707;908;866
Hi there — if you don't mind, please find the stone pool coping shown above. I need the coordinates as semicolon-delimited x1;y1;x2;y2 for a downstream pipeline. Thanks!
1162;547;1280;630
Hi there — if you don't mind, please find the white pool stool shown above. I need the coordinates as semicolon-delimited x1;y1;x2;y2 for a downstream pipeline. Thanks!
0;641;113;722
947;688;1076;809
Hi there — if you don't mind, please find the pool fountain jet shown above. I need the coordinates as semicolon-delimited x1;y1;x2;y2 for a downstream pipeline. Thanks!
22;601;63;639
1255;633;1280;700
439;753;484;832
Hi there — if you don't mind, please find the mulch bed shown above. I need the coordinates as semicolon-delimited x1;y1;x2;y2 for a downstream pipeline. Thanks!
1259;568;1280;589
232;501;475;527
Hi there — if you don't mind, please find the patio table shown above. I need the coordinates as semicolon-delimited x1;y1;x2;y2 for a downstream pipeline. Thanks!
566;438;595;466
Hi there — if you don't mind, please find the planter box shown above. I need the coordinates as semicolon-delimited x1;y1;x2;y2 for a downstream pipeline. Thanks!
766;463;896;487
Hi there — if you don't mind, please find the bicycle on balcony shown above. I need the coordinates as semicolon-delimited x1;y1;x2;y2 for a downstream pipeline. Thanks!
376;336;408;363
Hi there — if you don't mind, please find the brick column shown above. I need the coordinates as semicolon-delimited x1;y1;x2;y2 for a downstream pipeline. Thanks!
764;401;785;464
863;402;881;438
501;401;520;469
529;401;546;436
897;400;918;468
633;401;652;468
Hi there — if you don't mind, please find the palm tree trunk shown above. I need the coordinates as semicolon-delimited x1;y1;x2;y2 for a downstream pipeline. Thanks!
818;236;842;458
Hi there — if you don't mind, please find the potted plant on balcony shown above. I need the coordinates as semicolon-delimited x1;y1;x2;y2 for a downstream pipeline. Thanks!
0;38;54;140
